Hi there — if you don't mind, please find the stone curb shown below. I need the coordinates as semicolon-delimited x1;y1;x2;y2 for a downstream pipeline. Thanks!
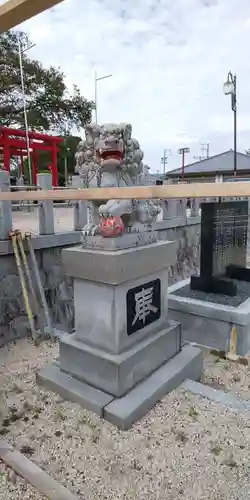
182;379;250;413
0;439;80;500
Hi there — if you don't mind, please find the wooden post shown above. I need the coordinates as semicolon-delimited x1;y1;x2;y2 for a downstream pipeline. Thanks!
0;183;249;202
0;0;65;31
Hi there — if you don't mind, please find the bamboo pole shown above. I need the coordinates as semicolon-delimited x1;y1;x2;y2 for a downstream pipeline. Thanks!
0;182;250;201
0;0;64;31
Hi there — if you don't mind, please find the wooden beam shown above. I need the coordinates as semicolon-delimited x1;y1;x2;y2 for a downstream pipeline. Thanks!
0;0;65;31
0;439;80;500
0;182;250;201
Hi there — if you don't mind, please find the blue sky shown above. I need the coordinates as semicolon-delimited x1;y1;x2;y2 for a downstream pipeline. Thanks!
3;0;250;172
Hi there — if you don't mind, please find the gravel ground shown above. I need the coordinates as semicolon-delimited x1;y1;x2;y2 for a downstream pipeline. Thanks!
0;462;47;500
202;351;250;399
1;339;250;500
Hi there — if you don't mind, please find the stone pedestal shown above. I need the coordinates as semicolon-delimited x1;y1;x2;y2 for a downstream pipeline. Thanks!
168;278;250;356
38;238;203;428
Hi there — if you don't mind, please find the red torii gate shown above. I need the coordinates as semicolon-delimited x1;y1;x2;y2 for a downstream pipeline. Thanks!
0;127;63;186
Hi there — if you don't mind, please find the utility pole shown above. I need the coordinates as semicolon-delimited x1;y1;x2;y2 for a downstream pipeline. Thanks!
200;143;209;159
178;147;190;181
193;143;210;161
17;36;36;185
160;149;171;175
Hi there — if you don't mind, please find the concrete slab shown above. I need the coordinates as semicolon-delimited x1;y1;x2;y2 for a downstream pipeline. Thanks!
104;345;203;429
36;362;114;416
60;321;181;397
182;379;250;414
168;279;250;356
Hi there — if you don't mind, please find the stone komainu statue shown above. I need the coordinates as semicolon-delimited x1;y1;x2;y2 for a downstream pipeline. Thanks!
75;122;160;236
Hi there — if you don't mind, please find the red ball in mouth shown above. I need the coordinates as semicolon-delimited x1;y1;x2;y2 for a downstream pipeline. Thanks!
100;216;124;238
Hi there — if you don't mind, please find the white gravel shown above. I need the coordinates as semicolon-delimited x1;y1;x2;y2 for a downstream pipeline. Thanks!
202;351;250;399
0;462;47;500
1;338;250;500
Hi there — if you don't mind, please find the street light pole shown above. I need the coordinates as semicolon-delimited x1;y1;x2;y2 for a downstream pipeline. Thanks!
233;76;237;177
17;37;36;185
94;72;112;123
178;147;190;181
223;71;237;176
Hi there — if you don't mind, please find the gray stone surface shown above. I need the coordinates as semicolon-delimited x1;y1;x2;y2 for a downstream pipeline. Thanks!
169;279;250;325
62;240;177;285
183;379;250;414
82;231;157;250
0;243;74;347
173;279;250;307
60;320;181;397
0;232;82;255
104;345;203;429
37;345;203;429
37;173;55;235
74;269;169;353
168;279;250;355
37;362;114;416
73;200;88;231
155;221;200;284
0;218;200;347
0;170;12;240
70;176;88;231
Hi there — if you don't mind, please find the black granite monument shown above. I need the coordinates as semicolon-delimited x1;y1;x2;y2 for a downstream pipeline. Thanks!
191;200;250;296
126;278;161;335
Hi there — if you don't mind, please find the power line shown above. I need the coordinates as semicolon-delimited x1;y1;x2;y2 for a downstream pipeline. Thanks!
160;149;172;175
193;143;210;161
178;147;190;181
200;143;210;159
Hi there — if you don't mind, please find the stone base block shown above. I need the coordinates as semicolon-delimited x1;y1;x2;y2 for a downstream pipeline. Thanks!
36;363;114;416
82;231;157;251
60;320;181;397
37;345;203;430
104;345;203;429
168;279;250;356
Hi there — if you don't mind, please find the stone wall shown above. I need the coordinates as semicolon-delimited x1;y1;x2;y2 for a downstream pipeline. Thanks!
0;233;80;347
0;170;201;346
156;218;200;284
0;218;200;347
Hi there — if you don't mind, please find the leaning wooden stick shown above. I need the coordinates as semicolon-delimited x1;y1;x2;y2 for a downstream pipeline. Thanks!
0;439;80;500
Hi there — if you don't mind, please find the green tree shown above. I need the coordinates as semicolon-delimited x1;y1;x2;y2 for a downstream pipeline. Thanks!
0;30;93;132
37;134;81;185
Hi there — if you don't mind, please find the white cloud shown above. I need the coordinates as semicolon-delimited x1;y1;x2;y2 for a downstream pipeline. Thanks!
5;0;250;171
